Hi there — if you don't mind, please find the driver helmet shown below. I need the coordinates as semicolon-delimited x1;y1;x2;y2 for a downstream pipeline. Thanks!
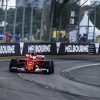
30;50;35;56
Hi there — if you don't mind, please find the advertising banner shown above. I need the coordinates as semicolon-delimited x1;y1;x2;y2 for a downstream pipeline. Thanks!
58;43;96;55
0;43;20;56
21;42;57;55
0;42;97;56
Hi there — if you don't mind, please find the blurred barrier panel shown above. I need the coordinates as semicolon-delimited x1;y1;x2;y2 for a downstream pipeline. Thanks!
59;43;96;55
0;42;98;57
0;43;20;56
22;42;57;55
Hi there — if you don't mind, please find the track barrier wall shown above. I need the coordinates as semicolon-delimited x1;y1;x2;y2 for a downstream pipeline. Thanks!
0;42;98;56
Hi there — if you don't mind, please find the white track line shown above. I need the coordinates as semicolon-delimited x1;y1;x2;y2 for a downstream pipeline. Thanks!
63;63;100;73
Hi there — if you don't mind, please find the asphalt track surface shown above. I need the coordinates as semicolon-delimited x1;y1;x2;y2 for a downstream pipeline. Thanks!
0;56;100;100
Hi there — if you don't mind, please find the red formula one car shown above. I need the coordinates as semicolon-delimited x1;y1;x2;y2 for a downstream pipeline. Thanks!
9;53;54;74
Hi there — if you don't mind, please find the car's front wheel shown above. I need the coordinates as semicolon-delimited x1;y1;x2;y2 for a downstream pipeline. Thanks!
9;59;18;72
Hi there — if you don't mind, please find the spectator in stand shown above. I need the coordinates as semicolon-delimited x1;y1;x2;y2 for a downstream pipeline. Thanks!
79;34;87;43
15;34;20;42
66;36;69;43
59;32;62;42
62;35;66;42
82;34;87;43
5;32;10;42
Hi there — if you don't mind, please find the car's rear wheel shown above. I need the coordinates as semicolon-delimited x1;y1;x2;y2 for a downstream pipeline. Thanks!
50;61;54;74
9;59;18;72
43;61;54;74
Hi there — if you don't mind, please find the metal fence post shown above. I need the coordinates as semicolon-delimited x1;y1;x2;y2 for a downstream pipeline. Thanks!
30;6;34;41
4;0;8;38
40;8;44;41
13;0;17;40
93;5;96;43
49;1;55;41
22;6;26;41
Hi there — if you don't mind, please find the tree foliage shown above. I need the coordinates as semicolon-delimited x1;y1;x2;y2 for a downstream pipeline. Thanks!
52;2;80;30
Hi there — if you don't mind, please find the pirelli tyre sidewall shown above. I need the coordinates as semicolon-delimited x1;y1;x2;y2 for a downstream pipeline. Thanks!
9;59;18;72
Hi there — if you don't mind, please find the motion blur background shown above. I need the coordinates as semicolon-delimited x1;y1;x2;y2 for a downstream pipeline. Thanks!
0;0;100;43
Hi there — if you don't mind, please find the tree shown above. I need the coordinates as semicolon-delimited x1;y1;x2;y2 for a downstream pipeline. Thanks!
52;1;79;30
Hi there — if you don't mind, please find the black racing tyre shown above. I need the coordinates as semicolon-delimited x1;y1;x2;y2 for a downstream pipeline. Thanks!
44;61;54;74
9;59;18;72
50;61;54;74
